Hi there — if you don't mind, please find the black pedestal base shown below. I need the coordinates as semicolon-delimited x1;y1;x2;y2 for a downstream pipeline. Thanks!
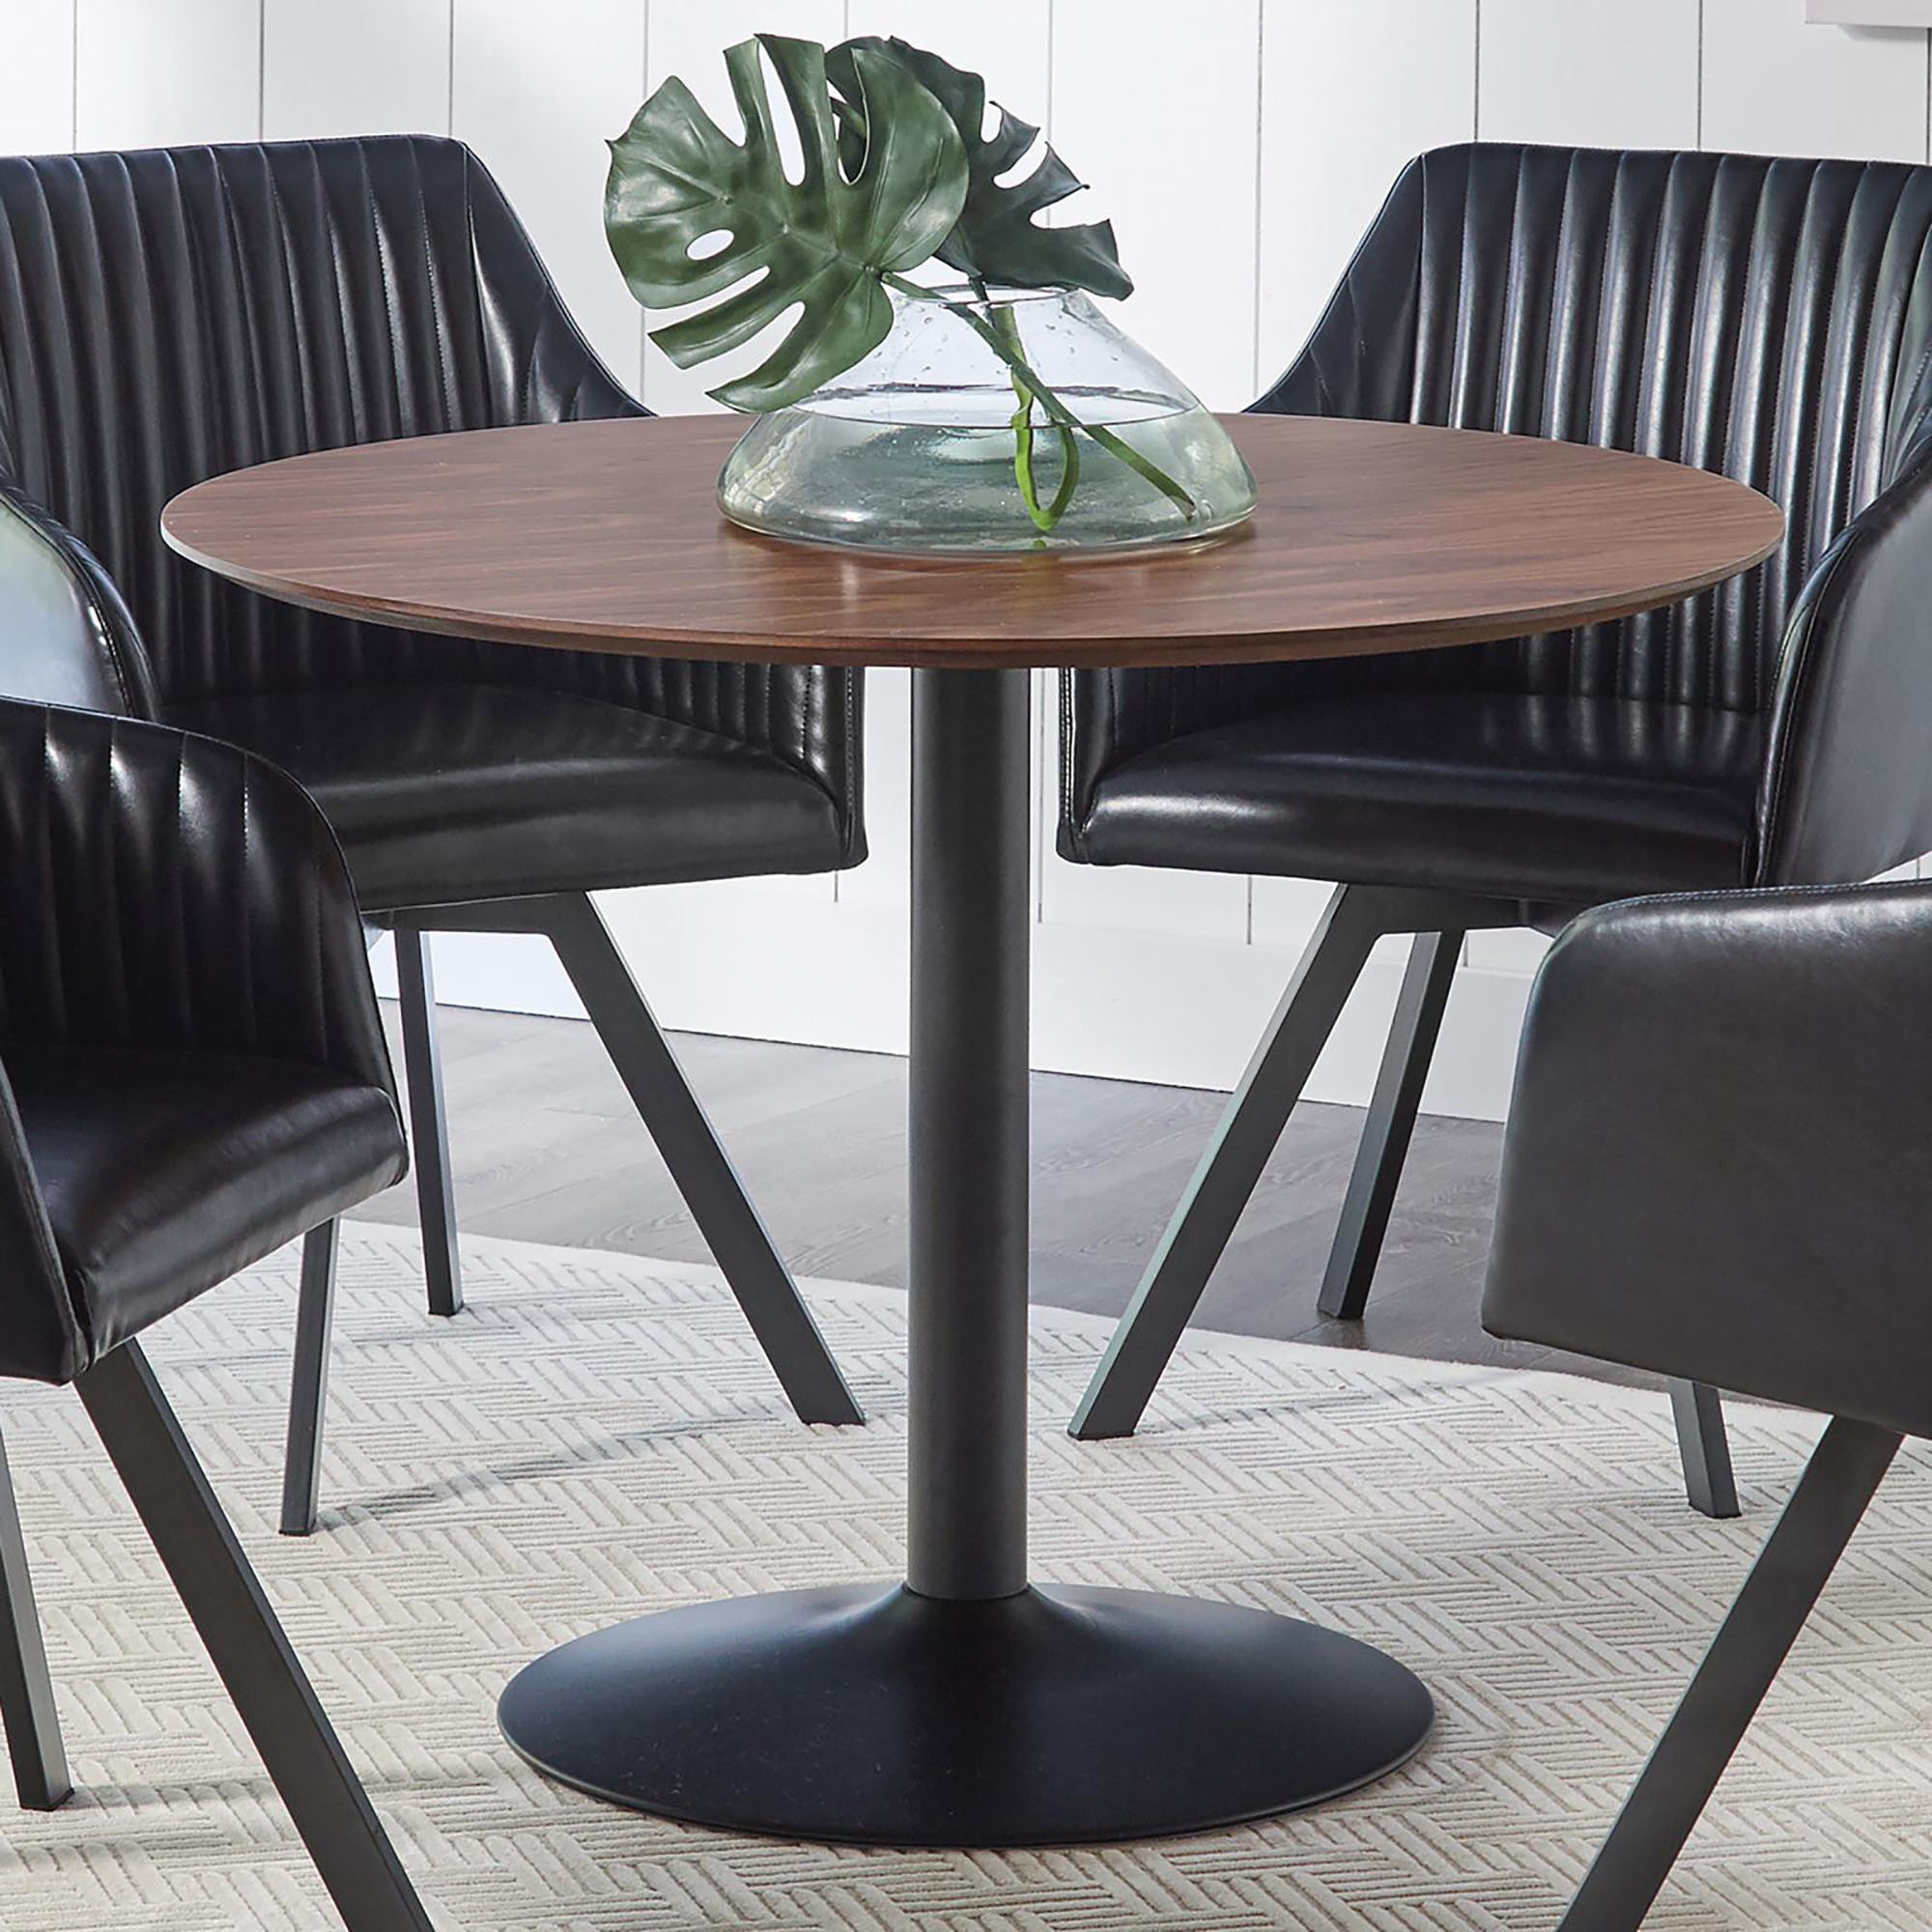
497;1582;1433;1847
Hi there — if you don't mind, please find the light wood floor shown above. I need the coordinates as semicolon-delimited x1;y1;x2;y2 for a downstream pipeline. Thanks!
351;1002;1654;1391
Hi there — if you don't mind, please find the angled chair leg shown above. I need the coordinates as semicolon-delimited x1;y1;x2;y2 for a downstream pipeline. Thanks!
1670;1378;1741;1520
393;922;463;1319
76;1343;435;1932
281;1222;339;1538
539;893;863;1428
0;1426;71;1811
1559;1415;1899;1931
1317;927;1463;1321
1070;886;1386;1440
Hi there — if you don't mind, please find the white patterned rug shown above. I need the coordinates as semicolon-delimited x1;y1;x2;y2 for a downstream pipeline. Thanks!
0;1227;1927;1931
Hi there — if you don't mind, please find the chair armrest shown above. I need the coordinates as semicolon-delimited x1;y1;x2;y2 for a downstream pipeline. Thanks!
0;699;395;1096
0;1071;84;1384
1483;881;1932;1437
1755;452;1932;885
0;482;158;716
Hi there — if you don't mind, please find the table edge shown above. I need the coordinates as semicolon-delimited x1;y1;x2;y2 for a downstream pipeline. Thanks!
157;415;1787;669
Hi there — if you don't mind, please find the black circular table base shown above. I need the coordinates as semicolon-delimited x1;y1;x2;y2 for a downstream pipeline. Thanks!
497;1581;1434;1848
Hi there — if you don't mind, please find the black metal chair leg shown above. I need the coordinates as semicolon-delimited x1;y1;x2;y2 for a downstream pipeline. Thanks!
1317;927;1463;1322
0;1425;70;1811
1670;1378;1741;1520
75;1343;435;1932
1559;1415;1899;1931
394;922;463;1319
281;1222;339;1538
1069;886;1386;1440
540;893;864;1428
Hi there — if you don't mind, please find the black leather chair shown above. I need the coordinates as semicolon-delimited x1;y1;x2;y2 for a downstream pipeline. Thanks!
1065;145;1932;1519
0;695;432;1929
0;135;868;1536
1484;879;1932;1928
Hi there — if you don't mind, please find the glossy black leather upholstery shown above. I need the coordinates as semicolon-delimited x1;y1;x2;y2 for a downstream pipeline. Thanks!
1485;879;1932;1440
167;684;848;908
1063;144;1932;900
1086;691;1766;904
0;699;406;1385
0;135;863;910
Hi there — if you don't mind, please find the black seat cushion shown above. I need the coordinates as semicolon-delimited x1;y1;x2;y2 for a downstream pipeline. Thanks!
165;683;848;912
1076;691;1764;904
5;1044;404;1361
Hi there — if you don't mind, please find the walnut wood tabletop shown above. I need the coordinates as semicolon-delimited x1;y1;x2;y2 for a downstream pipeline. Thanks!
160;413;1782;669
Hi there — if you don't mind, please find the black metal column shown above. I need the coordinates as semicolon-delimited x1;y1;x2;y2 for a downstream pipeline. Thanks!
907;668;1032;1602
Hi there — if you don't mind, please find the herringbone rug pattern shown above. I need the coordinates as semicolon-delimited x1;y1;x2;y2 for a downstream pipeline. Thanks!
1;1227;1927;1930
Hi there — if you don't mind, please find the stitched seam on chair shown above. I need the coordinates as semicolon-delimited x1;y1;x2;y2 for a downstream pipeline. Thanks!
1613;155;1668;700
1681;161;1724;705
404;141;460;431
1592;874;1923;919
1713;162;1758;713
1758;163;1833;714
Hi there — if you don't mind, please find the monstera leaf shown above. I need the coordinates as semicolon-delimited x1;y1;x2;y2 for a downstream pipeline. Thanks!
605;34;968;412
827;37;1132;299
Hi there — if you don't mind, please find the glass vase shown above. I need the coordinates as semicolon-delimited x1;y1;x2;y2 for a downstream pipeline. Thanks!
716;285;1258;554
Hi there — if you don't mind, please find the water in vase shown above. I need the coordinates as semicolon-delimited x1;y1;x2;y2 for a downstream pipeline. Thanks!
714;288;1259;555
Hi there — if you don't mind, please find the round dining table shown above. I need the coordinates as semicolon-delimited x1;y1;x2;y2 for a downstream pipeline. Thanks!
162;412;1782;1850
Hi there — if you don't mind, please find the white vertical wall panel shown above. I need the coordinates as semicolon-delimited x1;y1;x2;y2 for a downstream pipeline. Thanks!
1704;6;1930;161
1049;0;1263;411
1;0;76;155
452;0;645;390
1039;847;1252;942
843;0;1048;125
263;0;450;142
639;0;847;416
75;0;263;150
1258;0;1476;373
1479;0;1700;151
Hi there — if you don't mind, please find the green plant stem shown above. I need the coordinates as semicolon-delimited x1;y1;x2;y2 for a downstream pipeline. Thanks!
884;273;1197;524
991;301;1080;532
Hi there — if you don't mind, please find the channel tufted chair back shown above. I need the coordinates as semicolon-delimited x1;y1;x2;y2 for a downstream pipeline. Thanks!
1063;143;1932;1463
0;133;867;1530
1065;143;1932;881
1266;143;1932;709
0;134;860;833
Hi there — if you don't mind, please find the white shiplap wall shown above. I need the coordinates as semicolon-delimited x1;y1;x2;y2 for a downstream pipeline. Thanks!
5;1;1928;1117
